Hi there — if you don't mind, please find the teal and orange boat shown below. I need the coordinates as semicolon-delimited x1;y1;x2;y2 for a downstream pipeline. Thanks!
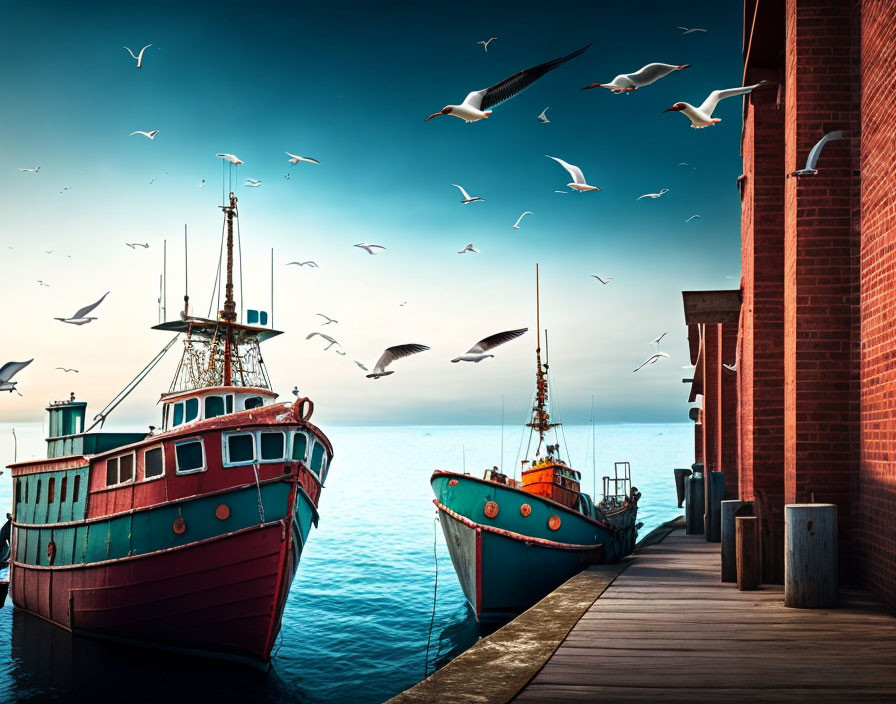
432;266;640;621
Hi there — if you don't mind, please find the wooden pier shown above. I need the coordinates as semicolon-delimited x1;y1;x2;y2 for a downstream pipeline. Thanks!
392;521;896;703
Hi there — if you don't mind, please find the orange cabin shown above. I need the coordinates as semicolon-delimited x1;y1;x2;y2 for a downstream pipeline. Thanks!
521;459;581;509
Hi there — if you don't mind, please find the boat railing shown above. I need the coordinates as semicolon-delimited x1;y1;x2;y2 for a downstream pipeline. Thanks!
602;461;632;503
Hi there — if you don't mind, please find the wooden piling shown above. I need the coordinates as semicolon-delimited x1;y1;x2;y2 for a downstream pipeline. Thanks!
736;516;761;590
721;500;753;582
785;503;838;608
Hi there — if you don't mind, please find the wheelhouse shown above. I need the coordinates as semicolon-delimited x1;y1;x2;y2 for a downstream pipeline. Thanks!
160;387;279;431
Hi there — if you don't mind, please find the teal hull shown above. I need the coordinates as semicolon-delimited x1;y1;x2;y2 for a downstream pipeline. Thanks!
432;471;637;620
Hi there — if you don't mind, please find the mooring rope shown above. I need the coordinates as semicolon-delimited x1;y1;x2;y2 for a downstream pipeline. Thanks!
252;463;265;524
423;512;439;679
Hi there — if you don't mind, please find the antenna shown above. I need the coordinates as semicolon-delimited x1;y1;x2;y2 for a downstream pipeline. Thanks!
158;274;163;324
544;329;550;370
12;427;17;463
183;225;189;318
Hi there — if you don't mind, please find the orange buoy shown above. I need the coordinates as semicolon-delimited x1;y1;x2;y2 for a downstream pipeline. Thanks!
520;503;532;517
215;504;231;520
484;501;499;518
448;479;458;486
173;516;187;535
548;515;561;531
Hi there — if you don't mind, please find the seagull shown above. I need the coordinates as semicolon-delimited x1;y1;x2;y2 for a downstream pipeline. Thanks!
663;82;771;128
425;43;591;123
649;332;667;348
306;332;341;351
537;107;550;123
632;351;670;373
284;173;291;180
354;243;385;255
37;280;50;287
216;153;243;164
365;344;430;379
581;63;689;93
316;313;338;325
56;367;79;373
458;243;479;254
129;130;159;140
199;179;205;188
354;361;369;371
286;261;318;268
54;292;109;325
678;162;689;166
513;211;533;229
451;328;527;363
477;37;498;52
790;130;849;177
44;250;54;254
125;242;150;249
0;359;33;395
286;153;320;165
123;44;152;68
452;184;483;204
678;27;707;34
244;178;262;187
685;214;701;223
723;361;737;372
637;188;669;200
546;156;600;192
591;275;614;284
554;190;567;194
18;167;40;173
399;301;407;307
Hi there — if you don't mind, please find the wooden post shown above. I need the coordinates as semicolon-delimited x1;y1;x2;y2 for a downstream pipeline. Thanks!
785;504;838;608
736;516;761;590
674;468;692;508
721;500;753;582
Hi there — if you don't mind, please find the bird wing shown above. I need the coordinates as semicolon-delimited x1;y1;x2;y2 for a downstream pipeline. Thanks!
315;313;334;322
306;332;337;343
698;83;763;117
286;152;300;161
123;46;139;59
627;63;678;86
804;130;845;171
467;328;528;354
301;157;320;164
0;359;33;383
373;344;430;373
479;43;592;111
452;184;473;200
138;44;152;58
72;291;109;319
632;356;656;372
355;361;369;371
546;156;585;185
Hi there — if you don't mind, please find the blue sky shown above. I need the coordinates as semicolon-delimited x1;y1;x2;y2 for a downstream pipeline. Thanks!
0;1;742;427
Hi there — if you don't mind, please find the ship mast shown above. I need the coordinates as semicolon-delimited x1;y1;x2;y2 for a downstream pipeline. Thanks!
527;263;556;451
220;192;238;385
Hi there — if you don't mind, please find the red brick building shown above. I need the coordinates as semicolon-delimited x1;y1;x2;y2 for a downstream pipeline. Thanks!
685;0;896;607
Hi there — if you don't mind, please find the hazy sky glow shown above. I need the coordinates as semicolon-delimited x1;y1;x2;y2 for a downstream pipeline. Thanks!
0;1;742;428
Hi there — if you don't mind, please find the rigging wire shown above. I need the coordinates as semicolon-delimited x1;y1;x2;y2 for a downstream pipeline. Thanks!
547;370;572;463
514;385;537;480
207;217;227;318
236;202;244;322
423;512;440;679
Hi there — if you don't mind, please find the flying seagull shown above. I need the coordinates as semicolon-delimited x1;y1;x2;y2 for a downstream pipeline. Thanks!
678;27;707;34
286;153;320;165
425;43;591;123
546;156;600;192
537;107;550;123
513;211;533;229
306;332;341;351
790;130;849;178
354;243;385;255
452;184;483;204
286;261;318;268
451;328;527;363
663;82;771;128
18;167;40;173
638;188;669;200
55;292;109;325
354;361;369;371
216;153;243;164
0;359;33;395
37;280;50;287
591;275;614;284
582;63;689;93
123;44;152;68
477;37;498;52
56;367;79;373
633;351;670;372
199;179;205;188
685;214;701;223
458;243;479;254
129;130;159;140
554;190;567;194
244;178;262;187
125;242;149;249
316;313;338;325
650;332;668;348
365;344;430;379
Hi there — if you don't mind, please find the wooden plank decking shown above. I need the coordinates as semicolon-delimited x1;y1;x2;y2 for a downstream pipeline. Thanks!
515;529;896;702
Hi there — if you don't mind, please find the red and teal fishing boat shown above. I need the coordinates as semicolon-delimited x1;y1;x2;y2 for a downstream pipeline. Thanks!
432;266;640;621
6;193;332;666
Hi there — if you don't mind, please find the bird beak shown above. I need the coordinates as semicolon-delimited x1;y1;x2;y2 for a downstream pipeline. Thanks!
580;83;601;91
662;106;678;113
424;108;449;122
678;64;691;70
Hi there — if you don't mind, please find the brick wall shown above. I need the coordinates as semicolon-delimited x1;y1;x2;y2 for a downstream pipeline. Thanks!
721;323;739;497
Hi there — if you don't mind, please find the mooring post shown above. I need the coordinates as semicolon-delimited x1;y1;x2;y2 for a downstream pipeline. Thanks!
721;500;753;582
736;516;761;590
784;504;838;608
685;465;705;535
706;471;726;543
674;468;692;508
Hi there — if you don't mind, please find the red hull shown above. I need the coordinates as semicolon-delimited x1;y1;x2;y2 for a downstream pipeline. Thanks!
12;521;292;665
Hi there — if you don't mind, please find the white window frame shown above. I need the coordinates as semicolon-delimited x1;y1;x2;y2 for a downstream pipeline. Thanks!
142;445;166;482
242;395;265;411
222;431;257;467
308;440;326;478
183;397;200;424
257;430;287;463
105;451;137;487
291;430;310;463
174;438;207;475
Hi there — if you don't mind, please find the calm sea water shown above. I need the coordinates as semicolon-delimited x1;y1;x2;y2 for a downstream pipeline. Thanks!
0;422;689;704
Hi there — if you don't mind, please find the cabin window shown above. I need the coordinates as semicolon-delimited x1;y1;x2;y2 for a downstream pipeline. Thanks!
73;475;81;503
320;456;329;484
60;477;68;503
310;442;325;477
106;453;135;486
144;447;164;479
260;432;285;461
175;438;205;473
172;402;184;427
292;432;308;462
225;433;255;465
226;394;234;413
106;458;119;486
244;396;263;410
36;478;42;503
48;478;55;503
184;398;199;423
205;396;225;419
